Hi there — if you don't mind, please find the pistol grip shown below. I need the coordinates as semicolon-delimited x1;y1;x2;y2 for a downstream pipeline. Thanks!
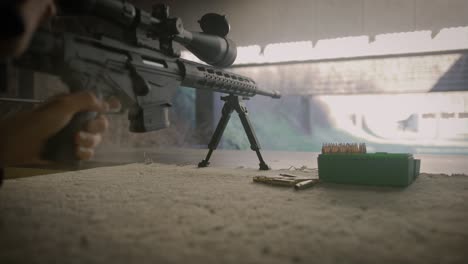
41;111;97;165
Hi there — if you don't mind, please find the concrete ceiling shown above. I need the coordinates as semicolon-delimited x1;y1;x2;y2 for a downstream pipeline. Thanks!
131;0;468;46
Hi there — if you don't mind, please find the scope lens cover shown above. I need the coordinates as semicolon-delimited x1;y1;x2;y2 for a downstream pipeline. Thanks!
198;13;230;37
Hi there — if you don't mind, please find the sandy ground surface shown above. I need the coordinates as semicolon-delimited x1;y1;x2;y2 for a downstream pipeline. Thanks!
1;163;468;264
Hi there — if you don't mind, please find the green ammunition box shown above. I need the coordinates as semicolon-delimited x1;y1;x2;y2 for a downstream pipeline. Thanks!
318;153;420;187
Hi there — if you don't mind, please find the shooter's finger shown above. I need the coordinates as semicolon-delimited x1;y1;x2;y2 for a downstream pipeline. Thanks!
106;97;121;113
65;91;109;114
75;131;102;149
85;115;109;134
76;147;94;160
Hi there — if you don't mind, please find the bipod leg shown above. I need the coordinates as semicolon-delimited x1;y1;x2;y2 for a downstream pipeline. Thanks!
198;96;234;168
234;97;270;171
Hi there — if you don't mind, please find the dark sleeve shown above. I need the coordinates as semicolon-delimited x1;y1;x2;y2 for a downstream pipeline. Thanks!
0;3;22;186
0;1;25;40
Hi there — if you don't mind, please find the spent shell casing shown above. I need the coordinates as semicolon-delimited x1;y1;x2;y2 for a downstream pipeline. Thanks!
253;176;311;187
279;173;300;178
294;179;319;190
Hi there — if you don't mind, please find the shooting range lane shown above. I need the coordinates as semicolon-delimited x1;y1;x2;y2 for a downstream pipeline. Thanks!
0;163;467;264
92;148;468;175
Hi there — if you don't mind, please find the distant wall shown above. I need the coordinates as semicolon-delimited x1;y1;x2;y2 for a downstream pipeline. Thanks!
231;51;468;95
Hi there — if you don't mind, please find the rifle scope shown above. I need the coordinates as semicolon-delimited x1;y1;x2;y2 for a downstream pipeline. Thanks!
57;0;237;67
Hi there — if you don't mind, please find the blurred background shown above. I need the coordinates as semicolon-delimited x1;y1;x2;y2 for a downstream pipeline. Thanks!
1;0;467;156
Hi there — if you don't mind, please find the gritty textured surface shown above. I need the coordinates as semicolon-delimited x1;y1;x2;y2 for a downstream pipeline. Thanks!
0;163;468;264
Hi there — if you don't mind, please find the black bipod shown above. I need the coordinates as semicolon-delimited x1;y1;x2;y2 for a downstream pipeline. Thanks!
198;94;270;170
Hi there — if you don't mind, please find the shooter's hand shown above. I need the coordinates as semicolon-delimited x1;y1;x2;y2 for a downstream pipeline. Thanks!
0;91;120;166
